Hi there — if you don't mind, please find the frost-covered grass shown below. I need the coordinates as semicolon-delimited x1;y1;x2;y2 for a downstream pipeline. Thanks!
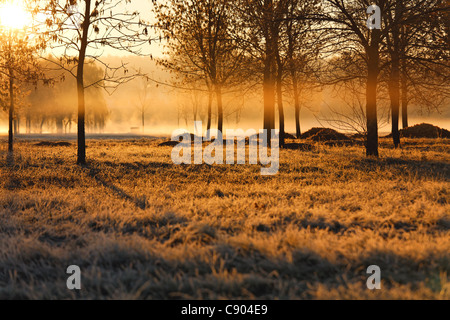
0;138;449;299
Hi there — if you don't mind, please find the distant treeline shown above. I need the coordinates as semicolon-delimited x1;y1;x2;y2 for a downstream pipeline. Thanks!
10;59;108;135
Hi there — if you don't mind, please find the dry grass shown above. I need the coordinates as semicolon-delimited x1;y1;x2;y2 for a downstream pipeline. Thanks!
0;137;449;300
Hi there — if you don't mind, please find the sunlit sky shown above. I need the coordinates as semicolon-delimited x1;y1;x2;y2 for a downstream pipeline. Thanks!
0;1;31;30
0;0;162;57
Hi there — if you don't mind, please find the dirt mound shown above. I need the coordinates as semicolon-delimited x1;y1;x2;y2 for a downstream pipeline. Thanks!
35;141;72;147
301;128;352;142
400;123;450;139
158;133;202;147
158;140;180;147
283;133;297;140
300;127;326;139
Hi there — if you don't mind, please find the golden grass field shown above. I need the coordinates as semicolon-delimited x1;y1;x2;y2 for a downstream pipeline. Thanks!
0;137;449;299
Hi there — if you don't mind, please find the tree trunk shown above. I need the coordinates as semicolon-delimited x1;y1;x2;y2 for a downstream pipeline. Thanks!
207;89;212;139
8;68;14;153
39;117;45;134
366;30;380;157
295;104;301;139
77;78;86;165
216;84;224;135
400;7;409;130
389;73;400;148
26;115;31;134
263;65;276;143
291;70;301;138
56;117;64;135
263;0;276;146
14;118;19;135
286;13;300;139
390;17;401;149
401;63;408;129
276;60;285;147
76;0;91;165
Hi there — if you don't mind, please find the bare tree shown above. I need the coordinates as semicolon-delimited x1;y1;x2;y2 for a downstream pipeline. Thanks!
319;77;390;136
0;2;43;154
383;0;450;148
134;77;152;133
278;0;321;141
153;0;243;135
306;0;404;156
236;0;280;143
36;0;152;165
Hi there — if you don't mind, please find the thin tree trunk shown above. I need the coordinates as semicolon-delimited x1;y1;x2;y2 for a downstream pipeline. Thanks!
40;117;45;134
26;115;31;134
390;14;401;149
216;84;224;134
8;68;14;153
366;31;380;157
56;117;64;135
295;104;301;139
291;70;301;138
14;118;18;135
401;63;408;129
389;73;400;148
76;0;91;165
400;9;409;130
263;67;276;142
77;79;86;165
263;0;276;146
207;89;212;139
276;59;285;147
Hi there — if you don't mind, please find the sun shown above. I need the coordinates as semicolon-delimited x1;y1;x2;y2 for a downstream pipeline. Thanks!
0;1;30;30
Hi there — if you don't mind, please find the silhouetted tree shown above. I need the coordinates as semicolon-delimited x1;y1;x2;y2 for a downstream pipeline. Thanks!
0;9;43;153
236;0;280;143
276;0;321;143
153;0;243;135
134;77;152;133
36;0;152;165
26;58;108;134
311;0;390;156
383;0;450;148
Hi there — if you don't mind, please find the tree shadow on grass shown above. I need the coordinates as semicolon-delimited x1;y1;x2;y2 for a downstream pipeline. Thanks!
3;243;445;299
1;153;25;190
67;244;446;299
98;160;173;171
84;163;148;210
349;157;449;181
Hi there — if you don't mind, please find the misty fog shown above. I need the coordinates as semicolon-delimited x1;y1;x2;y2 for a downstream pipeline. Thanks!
0;56;448;136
